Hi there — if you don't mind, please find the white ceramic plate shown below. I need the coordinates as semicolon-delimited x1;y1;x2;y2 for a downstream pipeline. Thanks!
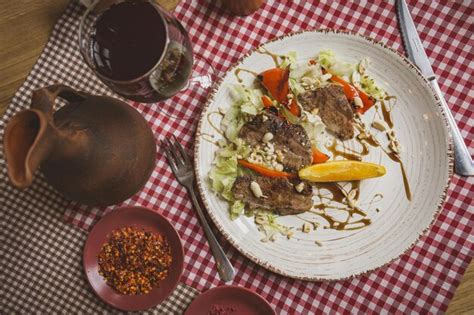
194;30;452;280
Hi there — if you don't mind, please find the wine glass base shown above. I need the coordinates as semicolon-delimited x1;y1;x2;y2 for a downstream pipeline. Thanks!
156;52;217;120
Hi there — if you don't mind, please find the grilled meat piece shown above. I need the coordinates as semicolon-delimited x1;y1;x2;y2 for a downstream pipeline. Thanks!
232;175;313;215
238;113;312;171
297;84;355;140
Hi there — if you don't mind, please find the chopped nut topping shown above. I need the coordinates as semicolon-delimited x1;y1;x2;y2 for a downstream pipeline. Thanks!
346;189;358;209
276;150;284;162
250;181;263;198
353;96;363;108
387;130;402;154
302;222;312;233
371;119;387;131
389;140;401;154
287;230;294;239
295;182;305;193
262;132;274;143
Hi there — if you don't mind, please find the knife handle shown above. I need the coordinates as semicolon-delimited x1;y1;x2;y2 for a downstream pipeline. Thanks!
429;79;474;176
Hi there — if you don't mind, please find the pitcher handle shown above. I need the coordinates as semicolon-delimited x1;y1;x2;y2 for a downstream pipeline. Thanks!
31;84;86;116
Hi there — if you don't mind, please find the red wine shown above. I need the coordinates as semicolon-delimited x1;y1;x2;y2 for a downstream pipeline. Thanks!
91;1;166;81
89;0;193;103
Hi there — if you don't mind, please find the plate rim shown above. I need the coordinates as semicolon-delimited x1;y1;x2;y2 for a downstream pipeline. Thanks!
193;29;453;281
82;206;185;311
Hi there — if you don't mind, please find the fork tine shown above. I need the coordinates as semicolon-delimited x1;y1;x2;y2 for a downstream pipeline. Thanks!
165;137;184;167
161;139;179;173
172;135;191;165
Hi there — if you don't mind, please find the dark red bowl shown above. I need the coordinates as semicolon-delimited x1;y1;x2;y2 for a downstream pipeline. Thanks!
83;206;184;311
185;285;276;315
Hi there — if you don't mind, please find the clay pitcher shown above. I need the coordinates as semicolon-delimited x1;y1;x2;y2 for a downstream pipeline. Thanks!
3;84;156;205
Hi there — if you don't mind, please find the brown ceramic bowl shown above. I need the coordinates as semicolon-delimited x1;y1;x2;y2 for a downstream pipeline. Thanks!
185;285;276;315
83;206;184;311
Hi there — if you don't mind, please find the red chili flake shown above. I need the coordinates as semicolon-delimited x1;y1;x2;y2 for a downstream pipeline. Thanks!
98;226;172;295
209;304;237;315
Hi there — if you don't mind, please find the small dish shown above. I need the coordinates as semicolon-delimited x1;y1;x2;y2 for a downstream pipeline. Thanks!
185;285;276;315
83;206;184;311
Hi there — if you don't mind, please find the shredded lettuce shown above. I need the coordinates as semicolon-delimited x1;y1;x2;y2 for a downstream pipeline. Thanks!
360;75;386;100
318;49;335;69
288;77;305;96
301;110;328;152
318;49;355;77
318;50;385;99
255;210;291;242
280;51;297;69
221;106;245;141
280;106;300;124
291;62;322;80
230;200;245;220
229;84;264;115
221;85;264;141
289;62;325;94
209;141;248;202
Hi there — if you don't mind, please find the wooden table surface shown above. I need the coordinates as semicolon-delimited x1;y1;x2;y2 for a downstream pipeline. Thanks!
0;1;472;313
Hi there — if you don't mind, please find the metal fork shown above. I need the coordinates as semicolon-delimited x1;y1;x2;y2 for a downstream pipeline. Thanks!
161;136;235;282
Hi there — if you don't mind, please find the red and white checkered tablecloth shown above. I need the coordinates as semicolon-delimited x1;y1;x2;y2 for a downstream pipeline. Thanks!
1;0;472;314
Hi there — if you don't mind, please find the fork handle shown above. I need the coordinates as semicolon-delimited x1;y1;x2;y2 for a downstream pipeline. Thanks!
187;185;236;282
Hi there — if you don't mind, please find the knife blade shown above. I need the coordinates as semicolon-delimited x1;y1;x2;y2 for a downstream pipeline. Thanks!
396;0;435;79
396;0;473;176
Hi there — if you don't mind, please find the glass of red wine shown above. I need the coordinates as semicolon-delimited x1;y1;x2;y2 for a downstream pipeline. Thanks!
79;0;214;118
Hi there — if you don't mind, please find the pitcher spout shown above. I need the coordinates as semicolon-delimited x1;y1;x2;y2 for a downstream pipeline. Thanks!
3;109;55;188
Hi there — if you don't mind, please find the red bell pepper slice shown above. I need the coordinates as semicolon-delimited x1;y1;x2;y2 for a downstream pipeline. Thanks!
238;160;296;178
259;67;289;103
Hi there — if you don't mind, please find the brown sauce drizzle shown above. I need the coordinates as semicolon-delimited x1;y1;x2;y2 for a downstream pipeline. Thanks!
388;152;412;201
257;46;282;67
326;140;362;161
363;193;384;207
206;111;224;137
379;99;411;201
353;101;412;202
310;209;371;231
354;122;379;147
201;133;218;145
355;139;370;156
234;68;259;83
381;100;394;129
315;183;346;203
309;181;371;231
353;126;379;158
